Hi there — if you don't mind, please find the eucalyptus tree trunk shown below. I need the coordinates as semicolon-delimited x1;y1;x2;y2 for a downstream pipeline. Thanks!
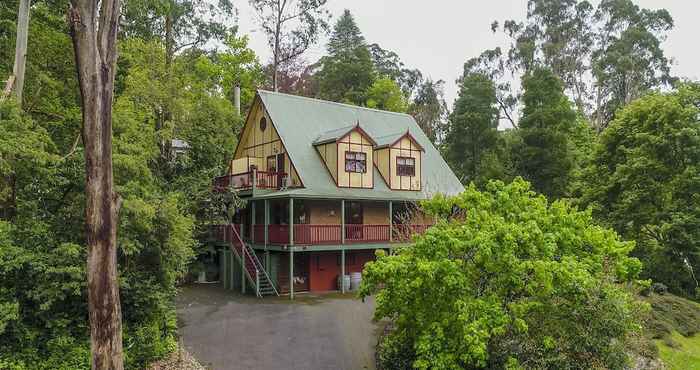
2;0;29;104
67;0;124;368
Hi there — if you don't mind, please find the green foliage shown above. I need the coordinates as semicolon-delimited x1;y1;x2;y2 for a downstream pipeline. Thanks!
366;77;408;113
513;68;577;198
582;83;700;299
0;2;259;364
491;0;674;129
409;79;448;144
317;10;375;105
644;293;700;340
444;72;506;187
361;179;645;369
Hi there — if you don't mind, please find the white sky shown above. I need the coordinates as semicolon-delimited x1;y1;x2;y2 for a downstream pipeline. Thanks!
235;0;700;107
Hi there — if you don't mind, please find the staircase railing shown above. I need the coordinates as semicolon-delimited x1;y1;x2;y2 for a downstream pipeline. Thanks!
223;224;279;297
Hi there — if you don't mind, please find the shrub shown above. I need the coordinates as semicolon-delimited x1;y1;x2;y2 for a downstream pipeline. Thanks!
361;179;646;369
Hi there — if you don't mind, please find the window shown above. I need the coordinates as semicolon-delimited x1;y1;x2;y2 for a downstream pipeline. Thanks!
396;157;415;176
267;155;277;172
345;151;367;173
259;116;267;131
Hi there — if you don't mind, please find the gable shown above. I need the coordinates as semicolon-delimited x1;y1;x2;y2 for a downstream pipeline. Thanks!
231;97;302;187
256;90;464;200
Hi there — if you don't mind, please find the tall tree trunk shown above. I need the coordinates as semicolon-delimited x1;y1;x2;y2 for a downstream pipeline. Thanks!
68;0;124;369
4;0;30;105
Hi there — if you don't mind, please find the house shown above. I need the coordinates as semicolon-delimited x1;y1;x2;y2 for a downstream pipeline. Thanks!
212;90;463;298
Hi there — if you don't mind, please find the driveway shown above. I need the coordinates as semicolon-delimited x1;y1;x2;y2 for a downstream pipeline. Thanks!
176;284;380;370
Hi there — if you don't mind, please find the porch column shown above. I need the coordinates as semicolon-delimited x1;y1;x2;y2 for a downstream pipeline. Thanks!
289;248;294;300
265;250;270;272
241;252;246;294
289;198;294;246
264;199;269;247
251;200;256;243
228;250;234;290
341;199;346;244
389;200;393;243
341;249;346;294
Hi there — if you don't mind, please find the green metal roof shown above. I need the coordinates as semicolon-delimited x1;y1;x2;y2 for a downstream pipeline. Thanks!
312;124;358;145
256;90;464;201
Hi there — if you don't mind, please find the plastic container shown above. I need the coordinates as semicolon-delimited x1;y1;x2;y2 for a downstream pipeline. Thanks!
337;275;351;291
350;272;362;291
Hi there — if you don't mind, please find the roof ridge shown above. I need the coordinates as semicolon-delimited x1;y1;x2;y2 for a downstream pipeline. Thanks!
258;89;414;118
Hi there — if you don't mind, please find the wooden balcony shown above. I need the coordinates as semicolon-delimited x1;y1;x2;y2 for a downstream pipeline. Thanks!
213;170;287;191
242;223;431;245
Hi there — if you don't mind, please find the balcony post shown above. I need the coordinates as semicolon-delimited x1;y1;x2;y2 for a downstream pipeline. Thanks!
341;199;346;244
252;167;257;192
264;199;269;247
251;200;256;243
289;248;294;300
341;249;346;294
389;200;393;243
289;198;294;246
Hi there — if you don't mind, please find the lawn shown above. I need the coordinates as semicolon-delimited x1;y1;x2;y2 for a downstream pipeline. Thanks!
657;331;700;369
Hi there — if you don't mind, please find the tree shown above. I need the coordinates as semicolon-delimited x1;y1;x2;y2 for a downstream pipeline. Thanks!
317;9;374;105
121;0;235;66
409;78;448;144
369;43;423;98
581;83;700;299
67;0;124;367
249;0;330;91
444;73;504;186
514;68;576;198
361;179;644;369
592;0;674;130
491;0;673;129
461;48;519;129
366;77;408;113
3;0;29;105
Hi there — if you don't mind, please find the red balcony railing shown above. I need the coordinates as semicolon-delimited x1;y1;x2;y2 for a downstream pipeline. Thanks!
269;224;290;244
217;223;432;245
213;171;287;191
252;224;265;243
345;224;391;243
294;224;342;245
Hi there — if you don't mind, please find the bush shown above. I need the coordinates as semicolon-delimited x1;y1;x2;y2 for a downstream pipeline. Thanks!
361;179;646;369
376;325;415;370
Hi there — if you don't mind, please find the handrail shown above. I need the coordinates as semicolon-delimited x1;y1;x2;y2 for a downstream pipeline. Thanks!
226;224;278;297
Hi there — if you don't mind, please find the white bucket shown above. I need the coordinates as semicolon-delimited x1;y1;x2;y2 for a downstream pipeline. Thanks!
337;275;351;291
350;272;362;291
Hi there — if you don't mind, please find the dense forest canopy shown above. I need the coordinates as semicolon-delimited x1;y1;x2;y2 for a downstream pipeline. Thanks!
0;0;698;368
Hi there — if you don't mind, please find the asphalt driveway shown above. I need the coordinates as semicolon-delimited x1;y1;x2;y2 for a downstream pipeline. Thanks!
176;284;380;370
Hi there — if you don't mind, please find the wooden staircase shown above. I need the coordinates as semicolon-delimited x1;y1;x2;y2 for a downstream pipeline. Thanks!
221;224;279;297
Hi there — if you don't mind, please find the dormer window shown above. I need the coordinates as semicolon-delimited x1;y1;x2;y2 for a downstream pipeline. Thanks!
396;156;415;176
345;151;367;173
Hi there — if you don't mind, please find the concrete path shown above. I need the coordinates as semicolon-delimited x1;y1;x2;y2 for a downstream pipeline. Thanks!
176;284;379;370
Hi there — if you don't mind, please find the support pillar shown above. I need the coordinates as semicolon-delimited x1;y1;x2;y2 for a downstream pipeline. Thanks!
229;250;234;290
341;249;346;294
341;199;346;244
265;250;270;272
222;250;229;290
264;199;269;247
241;253;246;294
289;248;294;300
389;200;393;243
251;200;256;243
289;198;294;245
